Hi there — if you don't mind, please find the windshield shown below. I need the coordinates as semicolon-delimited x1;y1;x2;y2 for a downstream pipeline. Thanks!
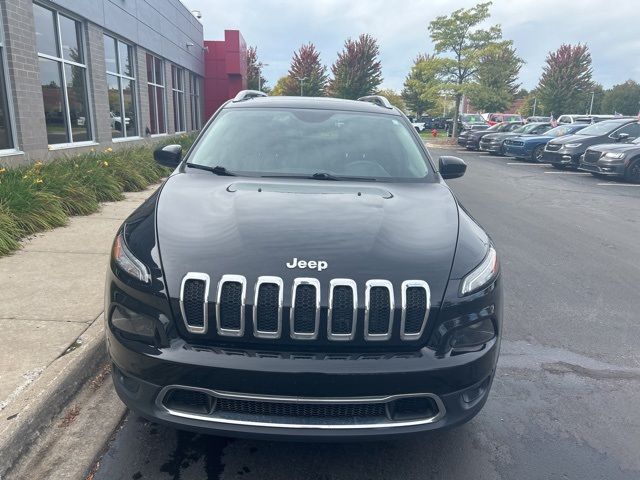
504;115;521;122
486;123;503;132
461;114;484;123
187;108;430;180
546;125;585;137
576;121;623;136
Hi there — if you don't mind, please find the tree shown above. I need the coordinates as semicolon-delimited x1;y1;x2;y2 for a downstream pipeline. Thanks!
277;43;328;97
467;41;523;112
601;80;640;115
428;2;502;136
376;88;406;112
327;34;383;99
246;46;267;91
402;54;445;117
535;43;593;116
270;76;289;96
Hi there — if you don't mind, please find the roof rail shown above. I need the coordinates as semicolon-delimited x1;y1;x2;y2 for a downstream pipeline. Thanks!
357;95;393;109
232;90;268;102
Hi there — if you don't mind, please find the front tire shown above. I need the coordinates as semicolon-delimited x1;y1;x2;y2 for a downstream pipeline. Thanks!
625;159;640;184
531;145;545;163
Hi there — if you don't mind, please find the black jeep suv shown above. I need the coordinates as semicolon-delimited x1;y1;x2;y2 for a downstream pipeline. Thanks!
106;92;502;440
543;118;640;169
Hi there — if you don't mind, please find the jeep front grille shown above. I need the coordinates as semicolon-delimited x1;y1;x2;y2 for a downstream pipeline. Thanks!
179;274;431;342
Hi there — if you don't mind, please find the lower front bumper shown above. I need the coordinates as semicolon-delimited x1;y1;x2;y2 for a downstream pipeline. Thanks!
504;146;530;158
578;162;625;177
543;151;580;166
108;330;499;440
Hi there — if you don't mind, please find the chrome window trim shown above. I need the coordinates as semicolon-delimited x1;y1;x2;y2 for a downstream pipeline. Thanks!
253;276;283;339
155;385;446;430
327;278;357;341
179;272;210;334
290;277;320;340
364;279;394;341
400;280;431;340
216;274;247;337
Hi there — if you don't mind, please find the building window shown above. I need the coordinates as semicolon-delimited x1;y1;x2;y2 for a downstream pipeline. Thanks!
189;73;201;131
146;53;166;135
0;24;14;150
171;66;186;133
33;3;91;145
104;35;137;139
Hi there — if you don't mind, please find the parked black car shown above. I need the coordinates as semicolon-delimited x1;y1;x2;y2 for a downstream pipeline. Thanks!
543;118;640;169
479;122;551;155
106;92;502;440
465;122;522;150
579;137;640;183
457;124;489;146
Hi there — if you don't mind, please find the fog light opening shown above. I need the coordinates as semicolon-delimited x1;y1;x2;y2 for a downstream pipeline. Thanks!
461;376;491;406
164;388;214;415
387;396;439;421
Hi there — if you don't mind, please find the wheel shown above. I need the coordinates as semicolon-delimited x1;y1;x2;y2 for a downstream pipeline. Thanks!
531;145;545;163
625;159;640;184
498;143;507;156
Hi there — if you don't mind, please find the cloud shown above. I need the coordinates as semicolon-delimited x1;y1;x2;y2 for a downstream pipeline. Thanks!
187;0;639;91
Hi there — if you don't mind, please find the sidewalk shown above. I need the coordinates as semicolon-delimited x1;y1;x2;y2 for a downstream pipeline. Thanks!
0;185;158;474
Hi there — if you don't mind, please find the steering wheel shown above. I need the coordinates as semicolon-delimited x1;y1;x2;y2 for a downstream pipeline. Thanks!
342;160;391;177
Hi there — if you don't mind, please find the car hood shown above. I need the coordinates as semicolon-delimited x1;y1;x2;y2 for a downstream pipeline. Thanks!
587;143;640;153
548;133;605;146
520;134;554;143
156;173;460;307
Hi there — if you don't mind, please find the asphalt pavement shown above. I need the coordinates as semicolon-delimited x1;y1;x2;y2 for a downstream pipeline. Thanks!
93;146;640;480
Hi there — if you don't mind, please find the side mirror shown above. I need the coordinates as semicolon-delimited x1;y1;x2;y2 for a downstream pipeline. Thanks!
439;156;467;179
154;144;182;168
616;133;630;142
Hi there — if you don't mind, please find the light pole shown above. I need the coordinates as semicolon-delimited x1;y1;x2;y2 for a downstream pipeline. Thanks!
532;98;537;116
297;76;307;96
258;63;269;92
589;91;595;115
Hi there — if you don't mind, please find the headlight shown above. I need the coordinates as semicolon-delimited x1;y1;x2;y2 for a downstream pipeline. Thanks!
564;143;582;148
460;246;499;296
111;233;151;283
450;317;496;349
604;152;625;159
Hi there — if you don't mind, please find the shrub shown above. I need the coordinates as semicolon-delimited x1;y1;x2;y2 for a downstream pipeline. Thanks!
0;134;196;257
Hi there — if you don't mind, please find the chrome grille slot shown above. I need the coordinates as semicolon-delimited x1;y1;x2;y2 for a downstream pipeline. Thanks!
253;276;283;339
401;281;430;340
328;279;357;341
179;272;210;334
216;275;246;336
365;280;394;340
290;278;320;339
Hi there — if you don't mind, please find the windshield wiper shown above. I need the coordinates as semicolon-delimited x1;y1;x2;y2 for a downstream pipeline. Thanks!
261;172;378;182
311;172;341;181
186;164;236;176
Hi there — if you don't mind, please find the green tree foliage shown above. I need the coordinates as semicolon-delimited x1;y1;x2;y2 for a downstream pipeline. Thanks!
535;43;593;116
428;2;502;136
246;46;267;91
278;43;328;97
376;88;407;112
467;41;523;112
270;76;289;96
327;34;382;99
402;54;445;117
601;80;640;115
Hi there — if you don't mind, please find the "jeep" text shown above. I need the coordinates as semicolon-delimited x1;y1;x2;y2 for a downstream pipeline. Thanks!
286;257;328;272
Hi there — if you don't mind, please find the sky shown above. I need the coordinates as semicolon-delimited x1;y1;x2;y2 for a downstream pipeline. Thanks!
185;0;640;92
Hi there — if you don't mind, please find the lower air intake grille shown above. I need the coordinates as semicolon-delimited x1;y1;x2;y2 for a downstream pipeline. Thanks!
219;282;243;330
182;279;206;328
404;287;427;334
216;398;387;419
368;286;391;335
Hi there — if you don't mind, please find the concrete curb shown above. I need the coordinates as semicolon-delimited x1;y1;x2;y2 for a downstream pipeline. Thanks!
0;316;107;478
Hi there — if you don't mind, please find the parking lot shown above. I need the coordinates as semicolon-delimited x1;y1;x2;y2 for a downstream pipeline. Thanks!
92;145;640;480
